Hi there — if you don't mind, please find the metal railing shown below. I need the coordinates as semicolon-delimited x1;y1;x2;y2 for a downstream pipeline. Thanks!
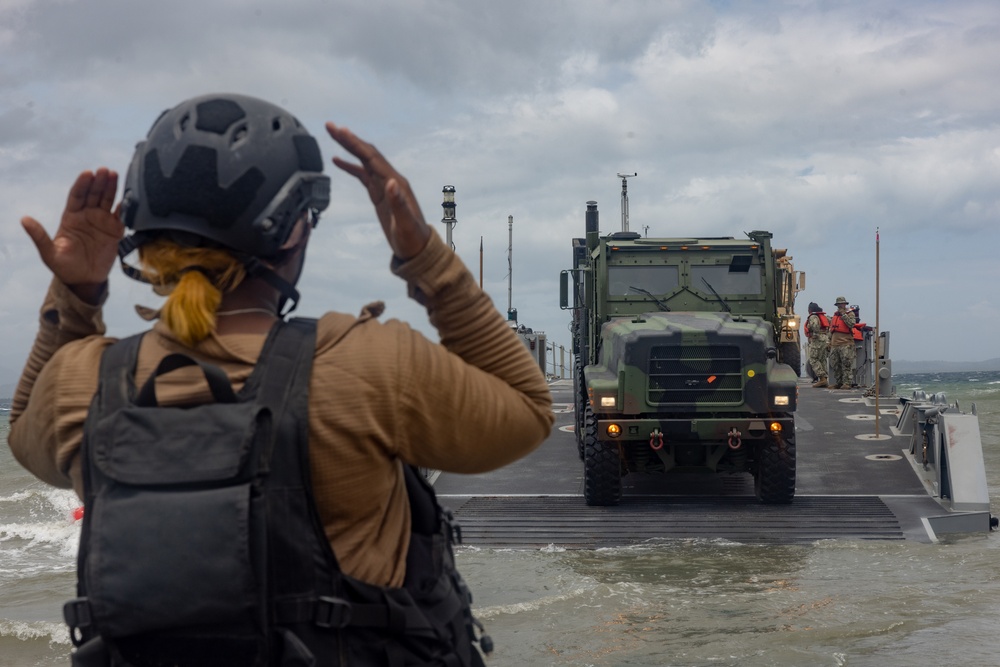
545;342;570;379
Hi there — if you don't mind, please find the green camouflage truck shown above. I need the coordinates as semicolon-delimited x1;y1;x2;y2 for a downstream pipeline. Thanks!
560;201;799;506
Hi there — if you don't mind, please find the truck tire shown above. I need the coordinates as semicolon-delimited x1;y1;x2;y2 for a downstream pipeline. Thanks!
574;358;586;461
779;341;801;377
583;404;622;506
754;435;796;504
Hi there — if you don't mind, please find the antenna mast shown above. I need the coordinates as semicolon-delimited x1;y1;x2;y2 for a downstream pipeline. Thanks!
617;172;637;232
506;215;516;324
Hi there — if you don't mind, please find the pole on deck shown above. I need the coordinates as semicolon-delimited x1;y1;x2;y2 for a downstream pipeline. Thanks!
875;227;880;437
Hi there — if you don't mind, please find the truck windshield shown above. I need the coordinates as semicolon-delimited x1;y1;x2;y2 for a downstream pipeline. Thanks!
690;265;762;295
608;265;680;296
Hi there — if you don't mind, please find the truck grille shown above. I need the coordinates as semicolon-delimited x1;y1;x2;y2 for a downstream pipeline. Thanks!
647;345;743;406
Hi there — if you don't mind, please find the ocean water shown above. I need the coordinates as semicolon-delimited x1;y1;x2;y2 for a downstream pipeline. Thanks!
2;371;1000;666
0;415;79;666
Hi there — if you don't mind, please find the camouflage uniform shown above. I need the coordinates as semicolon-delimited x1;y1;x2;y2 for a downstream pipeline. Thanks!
805;313;831;384
829;298;857;389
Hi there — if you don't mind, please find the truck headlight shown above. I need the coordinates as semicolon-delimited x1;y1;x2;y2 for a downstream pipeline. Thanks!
600;396;617;408
773;395;790;406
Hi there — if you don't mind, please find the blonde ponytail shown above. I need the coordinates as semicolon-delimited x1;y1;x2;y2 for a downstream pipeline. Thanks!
138;240;247;347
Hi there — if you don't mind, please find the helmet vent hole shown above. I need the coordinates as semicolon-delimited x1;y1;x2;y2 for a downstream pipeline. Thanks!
179;113;190;131
231;123;249;146
272;117;282;132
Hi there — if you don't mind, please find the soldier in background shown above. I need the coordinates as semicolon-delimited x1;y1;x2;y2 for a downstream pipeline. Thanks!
828;296;858;389
804;302;831;388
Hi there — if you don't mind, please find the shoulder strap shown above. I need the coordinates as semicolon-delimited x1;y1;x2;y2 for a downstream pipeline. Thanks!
94;333;144;415
98;320;318;412
251;317;317;433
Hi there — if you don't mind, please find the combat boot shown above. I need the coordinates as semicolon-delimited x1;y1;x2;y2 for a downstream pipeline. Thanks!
812;377;828;388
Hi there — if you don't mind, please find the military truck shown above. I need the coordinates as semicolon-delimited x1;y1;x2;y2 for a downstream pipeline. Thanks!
560;201;799;506
774;252;805;377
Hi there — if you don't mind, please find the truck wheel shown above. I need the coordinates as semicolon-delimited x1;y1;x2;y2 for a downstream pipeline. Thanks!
583;405;622;506
779;342;801;377
754;436;796;504
574;359;586;461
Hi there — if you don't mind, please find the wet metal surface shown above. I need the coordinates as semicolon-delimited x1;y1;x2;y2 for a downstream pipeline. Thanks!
448;495;906;547
434;379;949;546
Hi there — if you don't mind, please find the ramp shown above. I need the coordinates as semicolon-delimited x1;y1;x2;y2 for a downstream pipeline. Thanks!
448;495;905;548
432;379;990;546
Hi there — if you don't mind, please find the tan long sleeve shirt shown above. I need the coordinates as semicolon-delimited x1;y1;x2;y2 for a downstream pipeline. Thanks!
9;230;553;587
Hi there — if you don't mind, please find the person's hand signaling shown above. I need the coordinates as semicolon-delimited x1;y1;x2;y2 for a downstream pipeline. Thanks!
22;168;121;303
326;124;430;261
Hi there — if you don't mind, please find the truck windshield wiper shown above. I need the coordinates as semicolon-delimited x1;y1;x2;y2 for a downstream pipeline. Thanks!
628;286;671;311
701;278;732;312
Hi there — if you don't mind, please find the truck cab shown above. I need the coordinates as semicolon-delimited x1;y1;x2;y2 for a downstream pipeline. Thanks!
561;202;798;506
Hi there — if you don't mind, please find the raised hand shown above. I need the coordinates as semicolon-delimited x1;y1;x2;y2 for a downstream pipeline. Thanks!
21;168;122;301
325;123;430;260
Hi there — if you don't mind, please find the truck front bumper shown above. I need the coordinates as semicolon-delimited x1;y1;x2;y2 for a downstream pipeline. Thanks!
595;416;794;444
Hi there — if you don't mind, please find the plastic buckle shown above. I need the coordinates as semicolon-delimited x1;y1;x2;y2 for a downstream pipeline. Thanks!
63;597;92;647
63;597;92;629
314;596;352;629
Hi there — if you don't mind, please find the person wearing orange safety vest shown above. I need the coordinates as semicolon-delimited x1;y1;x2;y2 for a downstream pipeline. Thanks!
852;321;866;341
828;296;857;389
804;302;831;388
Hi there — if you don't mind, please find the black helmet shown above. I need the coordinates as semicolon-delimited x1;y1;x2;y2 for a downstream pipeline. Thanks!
120;93;330;258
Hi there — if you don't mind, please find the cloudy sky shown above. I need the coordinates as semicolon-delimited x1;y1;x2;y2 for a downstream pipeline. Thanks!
1;0;999;389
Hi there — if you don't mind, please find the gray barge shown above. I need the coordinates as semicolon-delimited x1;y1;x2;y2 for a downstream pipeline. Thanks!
434;378;994;547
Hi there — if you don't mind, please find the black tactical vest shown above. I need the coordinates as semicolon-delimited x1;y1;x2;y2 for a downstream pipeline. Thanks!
64;319;489;666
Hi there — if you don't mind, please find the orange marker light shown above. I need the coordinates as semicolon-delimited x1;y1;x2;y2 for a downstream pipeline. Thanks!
707;375;717;384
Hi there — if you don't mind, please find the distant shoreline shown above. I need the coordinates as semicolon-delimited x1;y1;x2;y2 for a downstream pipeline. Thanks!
890;359;1000;374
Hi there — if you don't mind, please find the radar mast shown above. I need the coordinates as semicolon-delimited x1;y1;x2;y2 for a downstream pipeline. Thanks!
617;172;637;232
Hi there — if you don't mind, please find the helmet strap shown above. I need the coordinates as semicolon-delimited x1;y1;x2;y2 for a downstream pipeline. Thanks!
118;232;154;284
239;255;300;317
118;233;300;317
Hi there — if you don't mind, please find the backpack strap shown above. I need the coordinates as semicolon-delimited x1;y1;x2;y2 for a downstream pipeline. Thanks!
95;319;318;413
249;318;317;476
93;333;144;414
251;317;317;427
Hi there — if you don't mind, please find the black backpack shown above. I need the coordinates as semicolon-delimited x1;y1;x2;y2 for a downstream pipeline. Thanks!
64;319;490;666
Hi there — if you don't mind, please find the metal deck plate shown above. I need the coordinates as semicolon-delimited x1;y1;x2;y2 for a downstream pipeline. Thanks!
433;379;965;546
450;495;904;547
